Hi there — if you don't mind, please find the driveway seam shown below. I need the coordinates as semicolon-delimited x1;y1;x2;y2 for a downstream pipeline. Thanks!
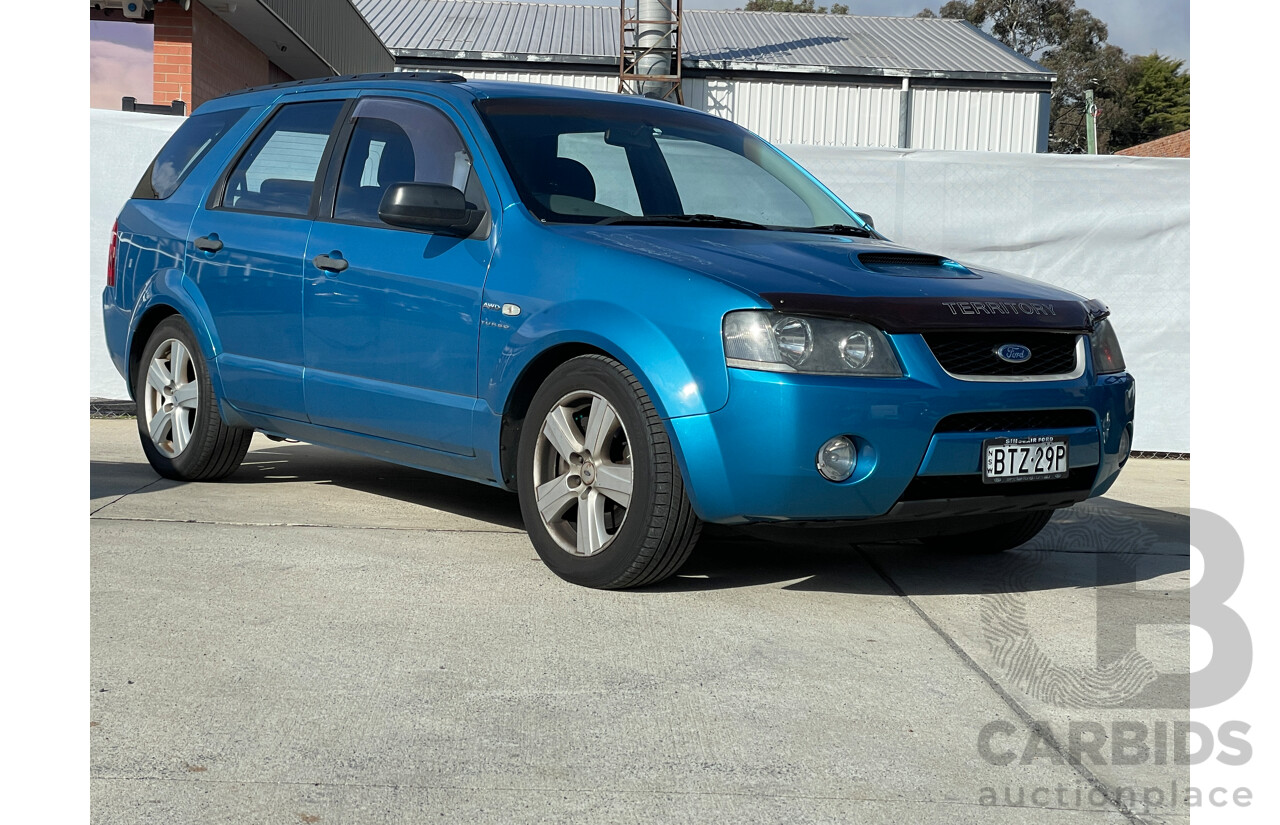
90;477;166;517
89;515;522;534
853;545;1149;825
89;774;1135;815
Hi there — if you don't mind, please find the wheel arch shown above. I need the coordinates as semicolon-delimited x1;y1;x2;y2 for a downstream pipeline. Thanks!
497;342;612;488
486;302;729;491
127;304;181;399
125;271;235;423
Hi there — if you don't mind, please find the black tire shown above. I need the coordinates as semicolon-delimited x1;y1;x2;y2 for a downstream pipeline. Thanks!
134;316;253;481
920;510;1054;554
517;354;701;589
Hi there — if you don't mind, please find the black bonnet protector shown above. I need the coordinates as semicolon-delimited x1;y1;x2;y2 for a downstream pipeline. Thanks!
761;294;1110;333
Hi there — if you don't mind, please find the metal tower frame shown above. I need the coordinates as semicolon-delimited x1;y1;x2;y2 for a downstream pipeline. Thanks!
618;0;684;104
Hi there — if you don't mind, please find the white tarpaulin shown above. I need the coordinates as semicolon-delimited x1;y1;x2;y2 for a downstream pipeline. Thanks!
88;110;1190;452
785;146;1190;453
90;109;182;400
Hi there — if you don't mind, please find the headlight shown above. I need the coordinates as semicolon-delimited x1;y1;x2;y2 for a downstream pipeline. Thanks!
1090;318;1126;374
723;311;903;377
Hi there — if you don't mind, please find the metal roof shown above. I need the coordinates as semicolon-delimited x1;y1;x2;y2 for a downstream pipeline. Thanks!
351;0;1053;82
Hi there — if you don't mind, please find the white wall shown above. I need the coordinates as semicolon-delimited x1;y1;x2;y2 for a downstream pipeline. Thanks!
425;66;617;92
89;110;1189;452
910;87;1045;153
90;110;183;400
404;66;1046;152
685;76;904;148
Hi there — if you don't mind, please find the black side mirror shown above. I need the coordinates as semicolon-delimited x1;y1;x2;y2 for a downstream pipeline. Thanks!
378;182;480;234
854;211;875;230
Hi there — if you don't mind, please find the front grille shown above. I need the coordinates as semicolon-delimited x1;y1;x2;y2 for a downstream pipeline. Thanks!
935;409;1096;433
925;331;1078;377
900;466;1097;501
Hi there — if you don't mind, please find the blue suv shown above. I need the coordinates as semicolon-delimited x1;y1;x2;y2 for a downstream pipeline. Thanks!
103;73;1135;589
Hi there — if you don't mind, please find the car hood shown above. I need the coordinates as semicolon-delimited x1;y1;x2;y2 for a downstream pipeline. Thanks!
556;226;1102;331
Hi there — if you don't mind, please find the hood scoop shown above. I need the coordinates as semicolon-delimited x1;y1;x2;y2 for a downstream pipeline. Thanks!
854;252;980;279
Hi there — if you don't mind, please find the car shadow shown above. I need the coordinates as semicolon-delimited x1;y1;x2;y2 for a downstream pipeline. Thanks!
90;460;167;504
650;497;1189;596
89;440;526;531
92;439;1188;597
231;442;528;530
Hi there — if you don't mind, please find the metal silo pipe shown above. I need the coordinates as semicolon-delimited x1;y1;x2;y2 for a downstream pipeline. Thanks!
636;0;673;97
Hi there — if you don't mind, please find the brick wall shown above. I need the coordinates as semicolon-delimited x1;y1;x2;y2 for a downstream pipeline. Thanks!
153;2;292;112
1114;130;1190;159
152;5;192;109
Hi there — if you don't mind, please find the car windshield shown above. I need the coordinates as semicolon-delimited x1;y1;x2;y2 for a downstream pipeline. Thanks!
475;97;859;229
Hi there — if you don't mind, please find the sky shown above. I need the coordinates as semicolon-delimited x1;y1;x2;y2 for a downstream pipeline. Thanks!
89;0;1190;109
90;20;153;109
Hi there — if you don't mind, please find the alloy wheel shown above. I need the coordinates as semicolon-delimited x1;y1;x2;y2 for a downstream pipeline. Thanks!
532;390;634;556
143;338;199;458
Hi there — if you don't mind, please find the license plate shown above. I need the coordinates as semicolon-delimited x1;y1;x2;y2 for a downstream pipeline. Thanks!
983;435;1069;483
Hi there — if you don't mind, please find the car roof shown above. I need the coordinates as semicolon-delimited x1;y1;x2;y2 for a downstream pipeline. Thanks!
199;71;686;116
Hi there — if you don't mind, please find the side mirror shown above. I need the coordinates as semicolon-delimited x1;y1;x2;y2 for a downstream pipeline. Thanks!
378;182;479;234
854;211;875;230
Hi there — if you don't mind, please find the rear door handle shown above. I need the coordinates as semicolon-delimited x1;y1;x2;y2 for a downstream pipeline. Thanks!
193;235;223;253
312;253;349;274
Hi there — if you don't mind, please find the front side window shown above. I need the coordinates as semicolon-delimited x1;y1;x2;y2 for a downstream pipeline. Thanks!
134;107;248;200
476;98;854;228
332;97;482;225
219;100;343;217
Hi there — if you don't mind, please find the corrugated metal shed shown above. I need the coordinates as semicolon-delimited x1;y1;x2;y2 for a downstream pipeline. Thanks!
352;0;1052;82
355;0;616;66
350;0;1054;152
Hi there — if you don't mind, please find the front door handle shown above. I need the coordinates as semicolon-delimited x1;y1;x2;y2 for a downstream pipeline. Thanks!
193;235;223;253
312;252;349;273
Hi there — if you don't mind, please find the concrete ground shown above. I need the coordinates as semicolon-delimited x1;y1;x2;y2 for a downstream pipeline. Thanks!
91;419;1190;824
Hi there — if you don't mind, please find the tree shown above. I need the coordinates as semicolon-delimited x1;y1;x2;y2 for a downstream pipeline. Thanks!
1126;54;1191;140
916;2;1104;62
916;1;1112;151
742;0;849;13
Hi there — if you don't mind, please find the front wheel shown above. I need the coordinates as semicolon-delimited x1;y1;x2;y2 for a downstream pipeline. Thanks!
517;355;701;589
135;316;253;481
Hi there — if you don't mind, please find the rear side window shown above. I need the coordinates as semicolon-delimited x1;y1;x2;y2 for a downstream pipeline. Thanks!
219;101;344;217
132;107;248;200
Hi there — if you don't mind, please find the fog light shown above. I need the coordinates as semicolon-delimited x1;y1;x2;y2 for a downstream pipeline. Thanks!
817;436;856;482
1119;426;1132;466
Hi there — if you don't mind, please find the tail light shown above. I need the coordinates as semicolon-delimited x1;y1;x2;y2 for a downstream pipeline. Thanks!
107;220;119;288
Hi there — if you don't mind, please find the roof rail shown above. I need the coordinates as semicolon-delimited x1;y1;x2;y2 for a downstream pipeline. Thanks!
222;71;467;99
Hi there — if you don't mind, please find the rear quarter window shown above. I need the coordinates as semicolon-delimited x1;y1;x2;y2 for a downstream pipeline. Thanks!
132;107;249;200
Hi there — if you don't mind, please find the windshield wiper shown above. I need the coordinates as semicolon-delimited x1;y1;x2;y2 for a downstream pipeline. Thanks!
598;213;772;230
776;223;876;238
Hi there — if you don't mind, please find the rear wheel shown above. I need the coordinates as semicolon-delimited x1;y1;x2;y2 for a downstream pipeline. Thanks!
919;510;1054;554
517;355;701;589
135;317;253;481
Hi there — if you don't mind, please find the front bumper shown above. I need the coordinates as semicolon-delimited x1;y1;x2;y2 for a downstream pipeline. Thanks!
667;336;1135;525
